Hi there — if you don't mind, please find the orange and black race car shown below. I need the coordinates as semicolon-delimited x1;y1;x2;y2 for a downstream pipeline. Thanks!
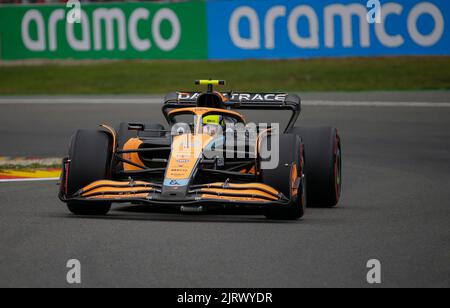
59;80;342;220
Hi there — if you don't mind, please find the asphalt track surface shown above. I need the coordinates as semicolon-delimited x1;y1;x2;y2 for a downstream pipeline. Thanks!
0;92;449;287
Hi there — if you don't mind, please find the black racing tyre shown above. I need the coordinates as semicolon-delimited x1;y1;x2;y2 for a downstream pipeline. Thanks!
261;134;306;220
66;130;112;215
117;122;165;148
290;126;342;207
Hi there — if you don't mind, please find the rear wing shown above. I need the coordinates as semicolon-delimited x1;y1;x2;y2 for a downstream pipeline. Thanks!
163;92;301;132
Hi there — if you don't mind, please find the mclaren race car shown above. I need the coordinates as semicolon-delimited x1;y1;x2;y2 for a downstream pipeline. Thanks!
59;80;342;220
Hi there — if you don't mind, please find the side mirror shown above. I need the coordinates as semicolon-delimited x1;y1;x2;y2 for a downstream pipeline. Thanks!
128;123;145;131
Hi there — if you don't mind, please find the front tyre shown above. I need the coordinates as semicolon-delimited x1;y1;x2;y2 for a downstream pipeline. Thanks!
261;134;306;220
66;130;112;215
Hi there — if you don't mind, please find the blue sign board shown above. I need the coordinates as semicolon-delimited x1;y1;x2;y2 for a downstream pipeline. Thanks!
207;0;450;59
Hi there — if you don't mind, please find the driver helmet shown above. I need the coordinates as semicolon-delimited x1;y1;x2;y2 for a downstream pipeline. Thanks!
202;115;224;135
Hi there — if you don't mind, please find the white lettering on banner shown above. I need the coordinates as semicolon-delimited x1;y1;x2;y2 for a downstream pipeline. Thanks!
288;5;319;48
375;3;404;48
229;6;260;49
265;6;286;49
20;7;181;52
129;8;151;51
228;2;446;50
152;8;181;51
408;2;444;47
325;4;370;48
67;11;91;51
93;8;127;51
22;10;46;51
49;9;65;51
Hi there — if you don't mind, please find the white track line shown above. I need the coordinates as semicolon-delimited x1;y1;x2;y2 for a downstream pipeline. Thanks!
0;98;449;107
0;177;59;183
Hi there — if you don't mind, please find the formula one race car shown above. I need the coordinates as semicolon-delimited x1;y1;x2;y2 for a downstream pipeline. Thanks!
59;80;342;220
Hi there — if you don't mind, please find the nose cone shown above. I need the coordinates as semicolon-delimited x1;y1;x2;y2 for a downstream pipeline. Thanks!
162;134;216;199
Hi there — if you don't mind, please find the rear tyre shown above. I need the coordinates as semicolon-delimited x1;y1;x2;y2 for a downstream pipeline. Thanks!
290;126;342;207
66;130;112;215
261;134;306;220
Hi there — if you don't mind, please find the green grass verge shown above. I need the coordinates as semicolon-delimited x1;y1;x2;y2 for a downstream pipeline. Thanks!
0;57;449;94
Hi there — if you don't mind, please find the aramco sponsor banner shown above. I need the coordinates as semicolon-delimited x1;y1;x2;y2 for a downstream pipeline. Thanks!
0;0;449;61
0;2;207;60
207;0;450;59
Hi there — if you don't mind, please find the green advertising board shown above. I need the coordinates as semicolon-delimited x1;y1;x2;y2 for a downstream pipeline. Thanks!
0;2;207;60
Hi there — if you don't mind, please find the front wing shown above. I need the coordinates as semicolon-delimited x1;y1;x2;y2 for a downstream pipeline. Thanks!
60;179;292;209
